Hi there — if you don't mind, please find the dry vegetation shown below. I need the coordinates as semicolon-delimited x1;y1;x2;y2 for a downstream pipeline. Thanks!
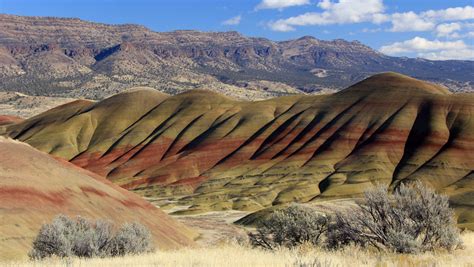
29;215;154;259
2;232;473;267
4;183;471;266
0;91;76;118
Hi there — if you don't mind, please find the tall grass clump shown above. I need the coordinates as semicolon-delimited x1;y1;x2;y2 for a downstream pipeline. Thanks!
29;215;154;259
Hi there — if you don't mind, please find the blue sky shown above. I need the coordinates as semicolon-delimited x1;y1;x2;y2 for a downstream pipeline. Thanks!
1;0;473;60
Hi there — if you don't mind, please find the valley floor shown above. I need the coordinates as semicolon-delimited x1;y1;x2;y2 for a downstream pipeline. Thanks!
173;210;250;246
3;232;474;267
3;199;473;266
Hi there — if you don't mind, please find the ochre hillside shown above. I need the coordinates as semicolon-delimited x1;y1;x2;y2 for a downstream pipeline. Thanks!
3;73;473;228
0;115;22;126
0;137;196;260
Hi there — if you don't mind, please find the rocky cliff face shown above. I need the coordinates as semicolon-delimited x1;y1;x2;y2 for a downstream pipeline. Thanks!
0;14;473;101
3;73;473;228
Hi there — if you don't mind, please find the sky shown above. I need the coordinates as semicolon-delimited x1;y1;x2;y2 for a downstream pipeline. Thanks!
1;0;473;60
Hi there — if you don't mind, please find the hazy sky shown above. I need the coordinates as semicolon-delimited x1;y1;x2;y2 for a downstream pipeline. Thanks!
1;0;473;60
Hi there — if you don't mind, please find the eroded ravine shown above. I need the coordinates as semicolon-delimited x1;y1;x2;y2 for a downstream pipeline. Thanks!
3;73;473;228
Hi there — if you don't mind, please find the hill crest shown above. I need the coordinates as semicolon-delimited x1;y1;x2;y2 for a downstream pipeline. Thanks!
341;72;452;96
2;73;473;229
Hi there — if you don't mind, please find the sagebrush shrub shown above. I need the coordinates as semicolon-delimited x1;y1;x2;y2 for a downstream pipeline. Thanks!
249;204;330;249
29;215;154;259
93;220;115;257
327;182;461;253
28;215;73;259
109;222;154;256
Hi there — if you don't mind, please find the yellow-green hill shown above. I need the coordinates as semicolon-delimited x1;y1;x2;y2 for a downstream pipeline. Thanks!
3;73;473;228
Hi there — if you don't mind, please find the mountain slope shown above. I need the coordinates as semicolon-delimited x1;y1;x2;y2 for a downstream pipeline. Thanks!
0;14;473;102
0;115;22;126
2;73;473;227
0;137;196;260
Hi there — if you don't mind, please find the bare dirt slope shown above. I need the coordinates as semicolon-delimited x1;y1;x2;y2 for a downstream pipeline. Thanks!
0;137;196;260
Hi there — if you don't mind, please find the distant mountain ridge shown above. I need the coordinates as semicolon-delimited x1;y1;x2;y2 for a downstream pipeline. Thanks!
0;14;473;100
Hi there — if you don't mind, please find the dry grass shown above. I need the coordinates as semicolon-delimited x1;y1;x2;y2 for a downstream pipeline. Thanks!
3;232;473;267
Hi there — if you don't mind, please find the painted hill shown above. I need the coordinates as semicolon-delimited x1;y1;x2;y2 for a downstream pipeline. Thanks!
0;137;196;260
2;73;473;228
0;14;473;103
0;115;22;126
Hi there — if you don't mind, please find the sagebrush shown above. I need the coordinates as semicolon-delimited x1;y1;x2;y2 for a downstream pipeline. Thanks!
249;204;330;249
29;215;154;259
107;222;154;256
327;182;461;253
250;182;461;254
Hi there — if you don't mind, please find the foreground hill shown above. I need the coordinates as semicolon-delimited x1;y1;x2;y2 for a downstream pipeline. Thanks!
0;137;196;260
0;14;473;102
2;73;473;227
